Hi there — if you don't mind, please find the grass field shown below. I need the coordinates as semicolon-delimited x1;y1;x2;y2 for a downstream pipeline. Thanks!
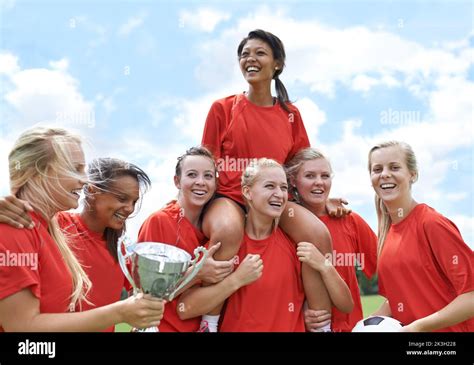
115;322;132;332
360;294;385;317
114;294;385;332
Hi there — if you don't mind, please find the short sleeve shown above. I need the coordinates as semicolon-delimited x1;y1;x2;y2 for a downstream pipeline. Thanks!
201;99;230;161
0;227;41;301
286;106;310;162
423;217;474;296
351;213;378;279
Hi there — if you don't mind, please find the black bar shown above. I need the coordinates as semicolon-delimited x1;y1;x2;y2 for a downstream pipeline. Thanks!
0;332;471;363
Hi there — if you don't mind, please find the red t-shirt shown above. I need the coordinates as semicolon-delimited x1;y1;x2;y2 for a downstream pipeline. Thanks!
220;228;305;332
202;94;310;204
378;204;474;332
0;212;73;332
319;213;377;332
57;212;130;332
138;200;207;332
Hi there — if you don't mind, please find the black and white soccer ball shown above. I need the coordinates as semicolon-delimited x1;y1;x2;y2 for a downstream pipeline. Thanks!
352;316;403;332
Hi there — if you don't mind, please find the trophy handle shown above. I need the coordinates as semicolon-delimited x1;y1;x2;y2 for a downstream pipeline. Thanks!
117;236;138;293
168;246;208;301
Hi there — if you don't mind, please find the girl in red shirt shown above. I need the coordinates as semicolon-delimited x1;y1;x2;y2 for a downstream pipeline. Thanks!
178;158;348;331
138;146;234;332
0;127;164;331
368;141;474;332
287;147;377;331
200;29;347;331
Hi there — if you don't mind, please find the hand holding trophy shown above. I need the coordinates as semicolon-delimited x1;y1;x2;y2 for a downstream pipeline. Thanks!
118;236;208;332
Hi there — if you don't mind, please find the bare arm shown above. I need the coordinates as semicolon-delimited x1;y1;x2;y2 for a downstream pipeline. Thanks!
318;263;354;313
0;289;165;332
177;254;263;320
297;242;354;313
402;291;474;332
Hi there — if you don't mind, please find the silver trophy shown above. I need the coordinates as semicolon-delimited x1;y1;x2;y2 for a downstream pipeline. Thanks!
118;237;208;332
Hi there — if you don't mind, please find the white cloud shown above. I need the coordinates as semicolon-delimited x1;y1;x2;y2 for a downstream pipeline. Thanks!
118;13;146;37
0;53;20;74
445;192;468;202
318;119;375;203
179;8;230;33
448;215;474;248
2;54;95;131
294;98;326;143
351;74;380;92
148;87;238;143
49;58;69;71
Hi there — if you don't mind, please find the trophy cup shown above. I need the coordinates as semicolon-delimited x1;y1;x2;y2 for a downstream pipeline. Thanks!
117;237;208;332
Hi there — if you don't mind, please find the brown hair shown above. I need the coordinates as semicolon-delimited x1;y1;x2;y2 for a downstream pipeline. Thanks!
85;158;151;261
175;146;217;178
237;29;291;112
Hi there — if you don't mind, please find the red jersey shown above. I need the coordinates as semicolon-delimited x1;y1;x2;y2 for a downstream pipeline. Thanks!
378;204;474;332
138;200;207;332
57;212;130;332
220;228;305;332
0;212;73;332
202;94;310;204
319;213;377;332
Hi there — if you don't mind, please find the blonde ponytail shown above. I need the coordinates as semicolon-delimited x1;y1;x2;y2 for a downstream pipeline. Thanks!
374;195;391;256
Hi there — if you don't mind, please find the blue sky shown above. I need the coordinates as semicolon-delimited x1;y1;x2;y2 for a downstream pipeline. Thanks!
1;0;472;247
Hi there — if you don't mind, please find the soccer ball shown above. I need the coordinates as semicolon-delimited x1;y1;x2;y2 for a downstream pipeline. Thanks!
352;316;403;332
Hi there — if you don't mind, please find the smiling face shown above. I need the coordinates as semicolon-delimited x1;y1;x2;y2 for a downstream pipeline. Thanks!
51;141;87;211
369;146;417;206
239;38;280;86
294;158;332;211
174;155;217;209
88;175;140;231
243;166;288;219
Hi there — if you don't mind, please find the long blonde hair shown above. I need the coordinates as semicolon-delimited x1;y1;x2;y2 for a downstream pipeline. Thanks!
9;127;92;308
285;147;333;203
368;141;418;255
